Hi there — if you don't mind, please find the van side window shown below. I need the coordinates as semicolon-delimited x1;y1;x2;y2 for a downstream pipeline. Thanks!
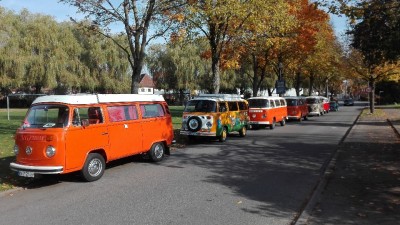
275;100;281;107
270;100;275;108
140;104;165;118
108;105;138;122
238;101;248;110
73;107;103;126
280;99;286;106
228;101;238;111
219;102;227;112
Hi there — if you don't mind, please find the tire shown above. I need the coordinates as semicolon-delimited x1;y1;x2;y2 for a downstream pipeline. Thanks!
81;153;105;182
280;118;286;126
149;142;165;162
218;127;227;142
304;115;308;121
239;126;247;137
187;116;202;132
270;119;276;129
298;115;303;122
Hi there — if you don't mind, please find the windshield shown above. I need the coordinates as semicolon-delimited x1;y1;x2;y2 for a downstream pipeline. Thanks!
248;99;269;108
184;100;217;112
286;99;298;106
23;105;69;128
306;98;318;104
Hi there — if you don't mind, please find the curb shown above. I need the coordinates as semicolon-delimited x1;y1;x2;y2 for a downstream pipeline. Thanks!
387;119;400;138
292;110;362;225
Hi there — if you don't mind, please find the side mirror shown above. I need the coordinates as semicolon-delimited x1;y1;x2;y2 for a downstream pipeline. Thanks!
81;119;90;127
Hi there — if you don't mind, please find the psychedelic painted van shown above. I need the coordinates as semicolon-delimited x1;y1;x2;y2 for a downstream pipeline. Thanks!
180;94;249;142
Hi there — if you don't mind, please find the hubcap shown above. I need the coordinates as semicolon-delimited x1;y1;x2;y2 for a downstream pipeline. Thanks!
88;158;102;177
154;144;163;159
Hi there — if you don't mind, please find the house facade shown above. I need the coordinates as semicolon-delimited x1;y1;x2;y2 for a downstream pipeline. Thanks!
138;74;155;95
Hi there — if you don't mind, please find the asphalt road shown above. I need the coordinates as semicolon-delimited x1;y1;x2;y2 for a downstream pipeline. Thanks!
0;105;361;225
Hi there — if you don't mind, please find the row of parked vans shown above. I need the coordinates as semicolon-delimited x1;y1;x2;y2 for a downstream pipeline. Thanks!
180;94;338;140
10;93;338;182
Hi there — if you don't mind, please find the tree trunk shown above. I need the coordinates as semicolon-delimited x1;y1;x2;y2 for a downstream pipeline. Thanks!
295;71;301;96
252;54;259;97
211;57;220;94
369;78;375;113
308;73;314;96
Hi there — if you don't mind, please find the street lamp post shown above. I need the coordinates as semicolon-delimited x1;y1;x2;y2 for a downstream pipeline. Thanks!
379;91;384;105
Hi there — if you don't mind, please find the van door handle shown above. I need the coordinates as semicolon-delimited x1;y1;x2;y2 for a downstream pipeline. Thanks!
101;132;108;135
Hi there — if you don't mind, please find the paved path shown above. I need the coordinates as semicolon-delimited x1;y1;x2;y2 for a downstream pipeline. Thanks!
304;108;400;225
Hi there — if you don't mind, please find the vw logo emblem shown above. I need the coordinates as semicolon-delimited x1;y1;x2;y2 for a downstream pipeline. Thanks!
26;146;33;155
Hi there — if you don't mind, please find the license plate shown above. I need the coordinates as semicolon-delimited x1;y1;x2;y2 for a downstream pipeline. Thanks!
18;171;35;178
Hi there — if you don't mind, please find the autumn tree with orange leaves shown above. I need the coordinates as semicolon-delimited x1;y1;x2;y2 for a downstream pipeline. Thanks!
285;0;341;96
173;0;256;94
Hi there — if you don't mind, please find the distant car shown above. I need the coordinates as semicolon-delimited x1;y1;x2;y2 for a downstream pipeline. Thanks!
329;101;339;111
343;99;354;106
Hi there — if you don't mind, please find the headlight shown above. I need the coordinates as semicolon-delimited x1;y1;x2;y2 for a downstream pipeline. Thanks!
46;146;56;158
13;145;19;155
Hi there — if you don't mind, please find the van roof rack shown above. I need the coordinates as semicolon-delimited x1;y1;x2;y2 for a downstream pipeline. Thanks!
194;94;243;101
33;94;165;105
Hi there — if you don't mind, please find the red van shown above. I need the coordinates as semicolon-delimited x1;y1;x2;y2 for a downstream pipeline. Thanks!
322;97;330;114
284;96;309;121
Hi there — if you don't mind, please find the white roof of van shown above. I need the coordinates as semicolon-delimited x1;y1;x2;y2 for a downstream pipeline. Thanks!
32;94;165;105
248;96;285;100
194;94;244;101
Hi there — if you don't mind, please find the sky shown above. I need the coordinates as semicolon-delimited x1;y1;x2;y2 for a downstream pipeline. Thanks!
0;0;349;39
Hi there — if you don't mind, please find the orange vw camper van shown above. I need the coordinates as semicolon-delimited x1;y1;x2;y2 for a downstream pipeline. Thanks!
10;94;174;181
248;97;288;129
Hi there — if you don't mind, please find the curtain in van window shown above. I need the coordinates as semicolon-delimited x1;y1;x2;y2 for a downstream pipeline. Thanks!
128;106;138;120
108;106;125;122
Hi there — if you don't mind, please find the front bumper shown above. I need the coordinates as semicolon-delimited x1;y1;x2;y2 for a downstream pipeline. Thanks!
249;121;270;125
180;131;216;137
10;162;63;174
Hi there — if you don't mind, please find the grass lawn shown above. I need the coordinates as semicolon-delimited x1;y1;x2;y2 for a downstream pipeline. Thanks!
0;106;185;192
0;108;29;191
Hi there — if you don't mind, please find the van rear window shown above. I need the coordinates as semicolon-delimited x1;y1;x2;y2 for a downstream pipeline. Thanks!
140;104;165;118
184;100;216;112
306;98;318;104
286;99;298;106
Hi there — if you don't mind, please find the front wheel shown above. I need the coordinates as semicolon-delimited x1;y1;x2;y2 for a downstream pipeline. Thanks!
270;119;276;130
280;118;286;126
218;127;227;142
239;126;247;137
81;153;105;182
149;142;165;162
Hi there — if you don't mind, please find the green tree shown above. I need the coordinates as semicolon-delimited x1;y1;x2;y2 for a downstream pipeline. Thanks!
60;0;180;94
177;0;255;94
350;0;400;64
147;39;210;102
0;7;25;95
